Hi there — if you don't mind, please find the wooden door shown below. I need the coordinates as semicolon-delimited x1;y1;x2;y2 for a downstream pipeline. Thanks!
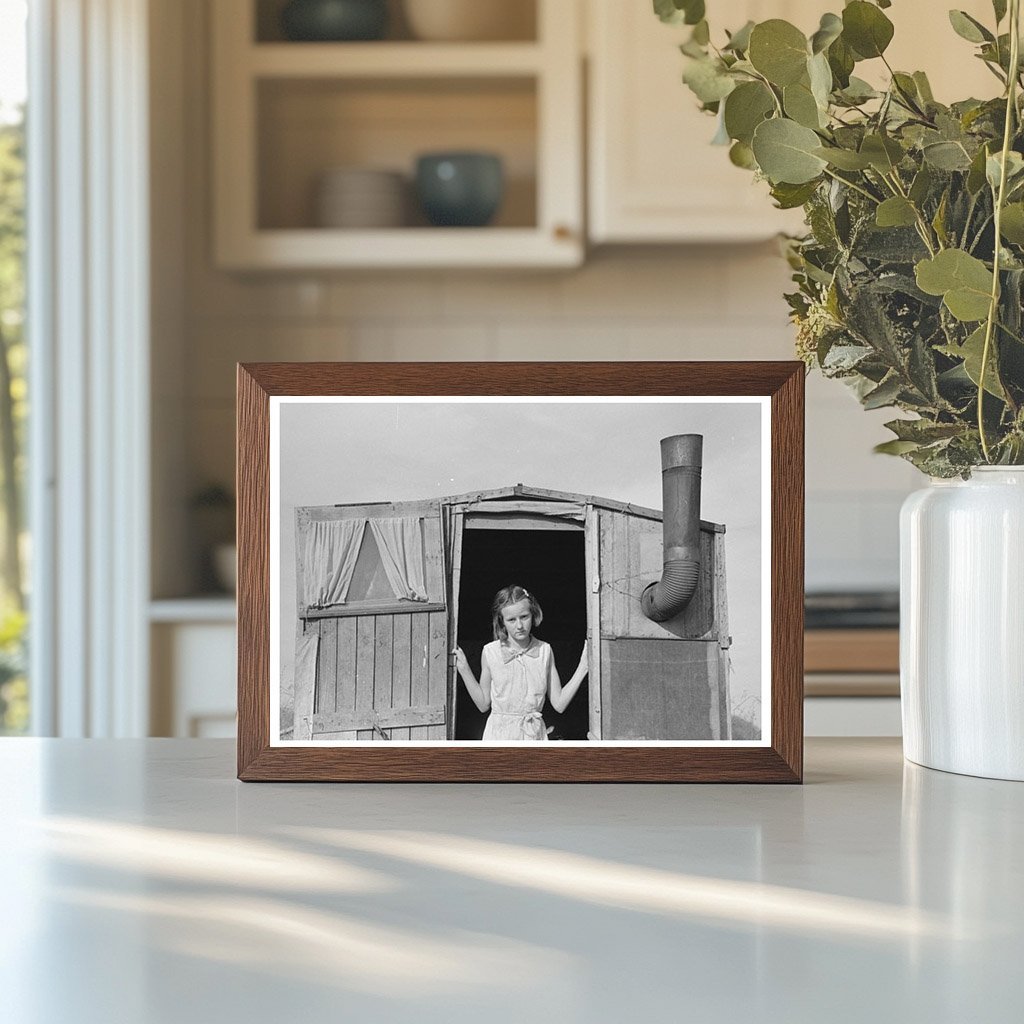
296;501;449;740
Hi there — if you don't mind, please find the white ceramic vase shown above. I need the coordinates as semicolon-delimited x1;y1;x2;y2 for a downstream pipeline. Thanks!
900;467;1024;781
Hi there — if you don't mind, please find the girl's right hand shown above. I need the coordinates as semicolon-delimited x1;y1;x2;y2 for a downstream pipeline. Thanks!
454;646;468;673
577;644;589;677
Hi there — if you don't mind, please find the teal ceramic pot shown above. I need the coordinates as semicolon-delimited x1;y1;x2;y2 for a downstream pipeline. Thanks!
281;0;388;41
415;153;505;227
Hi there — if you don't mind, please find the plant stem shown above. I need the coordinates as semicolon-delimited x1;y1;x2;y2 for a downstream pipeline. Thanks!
979;0;1021;462
884;171;939;254
822;167;880;205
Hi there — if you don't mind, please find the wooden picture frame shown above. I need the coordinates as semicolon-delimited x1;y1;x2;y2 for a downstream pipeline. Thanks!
237;362;804;782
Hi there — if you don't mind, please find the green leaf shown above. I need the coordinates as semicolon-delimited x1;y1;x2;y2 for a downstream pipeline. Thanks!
723;81;775;144
828;36;855;89
837;76;879;104
653;0;705;26
862;374;903;409
691;19;710;45
948;10;994;44
874;439;922;455
784;80;824;129
729;140;757;169
751;118;828;184
711;109;731;145
922;140;973;171
810;12;843;54
939;325;1006;398
814;146;872;170
913;71;935;104
909;164;933;205
724;20;755;53
915;249;994;322
682;57;736;104
967;144;991;194
986;150;1024;191
884;418;963;443
808;51;833;109
932;190;950;247
748;20;809;87
1000;203;1024;245
993;0;1008;24
842;1;895;59
770;180;820;209
876;197;918;228
860;133;904;173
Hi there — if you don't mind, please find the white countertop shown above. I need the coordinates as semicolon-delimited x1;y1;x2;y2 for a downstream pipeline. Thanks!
1;738;1020;1023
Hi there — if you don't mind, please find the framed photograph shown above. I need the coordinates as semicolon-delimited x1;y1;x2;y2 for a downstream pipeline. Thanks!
237;362;803;782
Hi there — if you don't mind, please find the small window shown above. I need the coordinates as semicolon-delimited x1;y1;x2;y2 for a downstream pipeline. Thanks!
346;528;397;603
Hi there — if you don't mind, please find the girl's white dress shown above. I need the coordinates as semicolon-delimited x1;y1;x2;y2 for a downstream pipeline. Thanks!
481;637;552;741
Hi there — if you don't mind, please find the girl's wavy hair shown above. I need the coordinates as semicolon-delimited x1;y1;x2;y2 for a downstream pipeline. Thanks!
491;584;543;641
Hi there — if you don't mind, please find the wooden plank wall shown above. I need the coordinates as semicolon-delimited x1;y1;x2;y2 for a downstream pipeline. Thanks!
310;510;450;741
598;509;719;641
314;610;449;741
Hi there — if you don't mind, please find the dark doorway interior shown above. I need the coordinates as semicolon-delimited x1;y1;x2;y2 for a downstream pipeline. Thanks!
454;525;589;740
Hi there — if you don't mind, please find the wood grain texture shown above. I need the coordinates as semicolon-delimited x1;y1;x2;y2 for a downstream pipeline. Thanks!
236;361;804;783
770;364;805;782
804;629;899;674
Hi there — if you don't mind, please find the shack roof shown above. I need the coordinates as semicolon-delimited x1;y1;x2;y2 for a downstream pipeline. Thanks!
333;483;726;533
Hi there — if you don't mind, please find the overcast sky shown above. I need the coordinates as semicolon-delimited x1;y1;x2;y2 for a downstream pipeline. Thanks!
276;398;766;727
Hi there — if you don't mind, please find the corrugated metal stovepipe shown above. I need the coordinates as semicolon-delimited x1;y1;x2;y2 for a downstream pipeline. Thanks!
640;434;703;623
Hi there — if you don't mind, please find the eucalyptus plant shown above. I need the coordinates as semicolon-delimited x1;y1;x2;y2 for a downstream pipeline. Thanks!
657;0;1024;476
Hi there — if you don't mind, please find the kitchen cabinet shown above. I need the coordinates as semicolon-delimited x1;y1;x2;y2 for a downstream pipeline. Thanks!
586;0;999;244
150;600;237;738
211;0;583;269
587;0;812;243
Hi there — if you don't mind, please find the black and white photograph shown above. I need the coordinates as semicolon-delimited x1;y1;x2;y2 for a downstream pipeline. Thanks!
271;396;769;746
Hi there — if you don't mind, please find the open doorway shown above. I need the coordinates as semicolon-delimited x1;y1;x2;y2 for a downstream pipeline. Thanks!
454;523;588;740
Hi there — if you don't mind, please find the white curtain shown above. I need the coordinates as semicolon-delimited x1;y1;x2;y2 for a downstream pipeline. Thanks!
301;519;366;608
368;517;428;602
300;516;428;609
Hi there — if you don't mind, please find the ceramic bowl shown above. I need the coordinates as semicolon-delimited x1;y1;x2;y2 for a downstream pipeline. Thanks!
403;0;534;42
281;0;388;42
316;168;408;228
415;152;504;227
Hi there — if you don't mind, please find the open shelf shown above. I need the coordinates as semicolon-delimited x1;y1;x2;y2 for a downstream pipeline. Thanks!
213;0;581;268
257;77;537;232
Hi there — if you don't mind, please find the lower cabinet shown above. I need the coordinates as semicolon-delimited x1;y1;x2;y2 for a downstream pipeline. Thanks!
150;602;236;738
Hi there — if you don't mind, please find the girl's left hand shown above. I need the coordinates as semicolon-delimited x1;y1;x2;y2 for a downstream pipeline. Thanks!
577;644;589;676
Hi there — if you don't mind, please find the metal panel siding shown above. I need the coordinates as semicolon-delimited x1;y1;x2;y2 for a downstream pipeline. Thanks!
600;510;718;641
601;637;718;740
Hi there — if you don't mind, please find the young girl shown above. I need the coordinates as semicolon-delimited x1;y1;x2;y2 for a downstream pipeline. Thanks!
454;584;589;741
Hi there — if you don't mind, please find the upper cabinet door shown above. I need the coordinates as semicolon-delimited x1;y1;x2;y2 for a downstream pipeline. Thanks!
587;0;809;243
211;0;584;269
588;0;997;245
